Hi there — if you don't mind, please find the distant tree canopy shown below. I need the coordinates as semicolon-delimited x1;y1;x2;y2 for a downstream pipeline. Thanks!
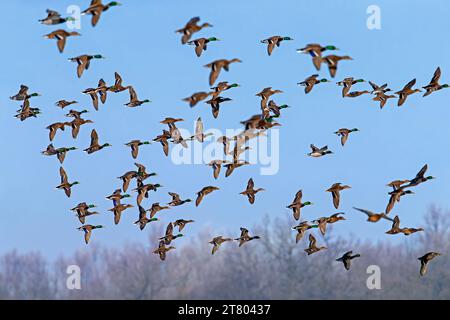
0;206;449;300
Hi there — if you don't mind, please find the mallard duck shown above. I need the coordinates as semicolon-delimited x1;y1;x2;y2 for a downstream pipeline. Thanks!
240;178;265;204
42;144;76;164
385;215;423;236
217;136;232;155
134;205;158;231
352;207;394;223
159;223;183;245
56;167;79;198
369;81;391;95
209;236;233;255
176;17;212;44
153;240;175;261
211;82;239;98
423;67;449;97
298;74;330;94
337;77;365;97
297;44;339;70
168;192;192;207
235;227;260;247
204;58;242;86
15;100;41;121
401;227;424;236
71;202;96;216
65;109;88;120
77;225;103;244
256;87;283;101
266;100;289;118
81;0;121;27
39;9;76;25
183;92;212;107
292;222;318;243
286;190;313;220
55;100;78;109
304;234;327;255
346;90;370;98
187;117;213;143
148;202;170;218
68;55;105;78
109;203;133;225
125;86;150;107
418;252;441;276
153;130;171;156
386;179;410;191
207;159;229;179
75;209;99;224
133;183;161;206
395;79;421;106
313;213;345;235
336;251;361;270
373;92;397;109
195;186;219;207
404;164;435;188
10;85;40;101
173;219;194;232
108;72;130;93
321;55;352;78
386;188;414;214
84;129;111;154
260;36;293;56
308;144;333;157
46;122;69;141
134;162;155;180
82;87;100;110
118;170;138;192
326;183;351;209
69;118;93;139
224;161;250;178
125;140;150;159
106;189;130;206
44;30;80;53
334;128;359;146
205;96;232;119
187;37;219;57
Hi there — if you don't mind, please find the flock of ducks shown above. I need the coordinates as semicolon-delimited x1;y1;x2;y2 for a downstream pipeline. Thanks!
10;2;443;276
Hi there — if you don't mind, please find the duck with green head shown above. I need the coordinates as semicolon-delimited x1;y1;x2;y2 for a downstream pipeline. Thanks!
211;82;240;98
125;140;151;159
42;144;77;164
82;1;121;27
187;37;220;57
298;74;330;94
39;9;76;25
68;54;105;78
77;225;103;244
160;223;183;245
287;190;313;221
134;205;159;231
404;164;435;188
423;67;449;97
106;189;131;206
292;221;318;243
125;86;150;107
84;129;111;154
261;36;293;56
167;192;191;207
297;44;339;70
337;77;365;97
56;167;79;198
10;85;40;101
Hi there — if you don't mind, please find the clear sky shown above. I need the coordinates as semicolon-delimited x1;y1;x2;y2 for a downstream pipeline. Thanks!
1;0;450;258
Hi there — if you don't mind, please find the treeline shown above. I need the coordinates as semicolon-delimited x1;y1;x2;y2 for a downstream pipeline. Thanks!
0;207;449;299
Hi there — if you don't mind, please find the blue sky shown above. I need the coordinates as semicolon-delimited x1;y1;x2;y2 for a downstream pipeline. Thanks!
1;0;450;258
